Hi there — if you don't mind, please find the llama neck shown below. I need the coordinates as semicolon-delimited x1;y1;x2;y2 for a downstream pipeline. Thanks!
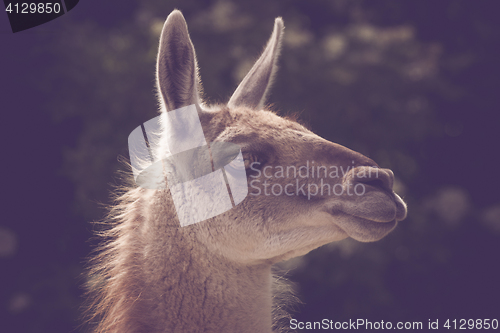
110;190;274;333
146;240;273;332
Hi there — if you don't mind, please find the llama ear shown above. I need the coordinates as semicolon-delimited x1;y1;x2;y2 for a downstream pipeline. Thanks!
228;18;284;110
157;10;201;111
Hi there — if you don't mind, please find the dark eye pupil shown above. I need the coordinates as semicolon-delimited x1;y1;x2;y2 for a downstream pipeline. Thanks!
243;153;263;169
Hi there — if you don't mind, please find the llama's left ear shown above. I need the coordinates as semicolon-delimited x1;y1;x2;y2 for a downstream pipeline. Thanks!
157;10;201;111
228;18;284;110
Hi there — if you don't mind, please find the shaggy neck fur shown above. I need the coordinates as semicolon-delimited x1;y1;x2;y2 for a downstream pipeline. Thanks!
87;187;280;333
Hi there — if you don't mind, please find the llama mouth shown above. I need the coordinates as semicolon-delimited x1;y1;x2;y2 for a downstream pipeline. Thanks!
337;215;398;242
332;190;406;222
326;191;406;241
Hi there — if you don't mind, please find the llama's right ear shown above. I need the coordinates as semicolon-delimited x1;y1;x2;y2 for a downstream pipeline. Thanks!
157;10;201;111
228;18;284;110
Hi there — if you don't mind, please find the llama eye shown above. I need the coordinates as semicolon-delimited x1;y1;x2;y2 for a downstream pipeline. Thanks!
243;153;265;170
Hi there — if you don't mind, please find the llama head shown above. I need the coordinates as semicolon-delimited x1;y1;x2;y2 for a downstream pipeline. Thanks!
152;10;407;265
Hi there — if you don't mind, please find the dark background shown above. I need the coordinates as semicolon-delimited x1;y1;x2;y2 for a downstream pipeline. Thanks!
1;1;499;332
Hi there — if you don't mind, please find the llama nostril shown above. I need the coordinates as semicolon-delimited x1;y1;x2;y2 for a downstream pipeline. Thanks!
351;167;394;192
363;179;386;190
